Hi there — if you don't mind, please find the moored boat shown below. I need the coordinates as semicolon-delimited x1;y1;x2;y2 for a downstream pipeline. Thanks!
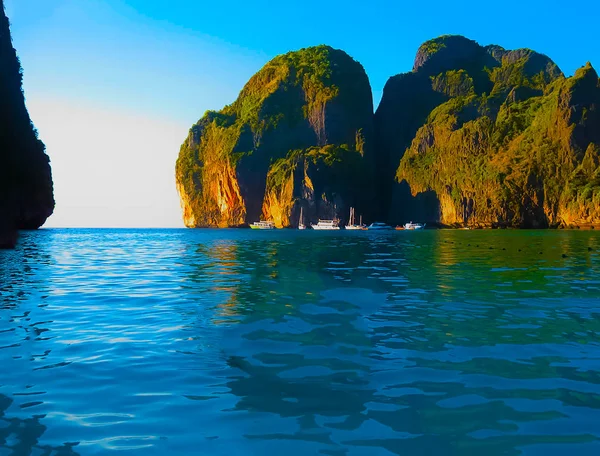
250;221;275;230
404;222;426;230
367;222;393;231
312;220;340;230
345;207;365;230
298;207;306;230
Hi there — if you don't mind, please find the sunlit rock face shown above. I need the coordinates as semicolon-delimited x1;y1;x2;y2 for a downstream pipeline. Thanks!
377;35;600;228
178;36;600;229
175;45;375;228
0;0;54;247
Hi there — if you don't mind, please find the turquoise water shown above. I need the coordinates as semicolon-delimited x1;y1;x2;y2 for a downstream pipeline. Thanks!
1;229;600;455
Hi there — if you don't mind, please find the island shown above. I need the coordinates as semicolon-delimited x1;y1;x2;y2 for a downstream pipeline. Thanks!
177;36;600;229
176;45;375;228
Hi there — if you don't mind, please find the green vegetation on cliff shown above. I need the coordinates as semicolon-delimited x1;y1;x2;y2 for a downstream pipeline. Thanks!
178;35;600;229
378;35;600;228
0;0;54;236
176;45;374;228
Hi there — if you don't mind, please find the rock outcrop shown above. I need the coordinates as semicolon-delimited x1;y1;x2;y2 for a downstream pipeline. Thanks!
176;45;375;227
377;35;600;228
179;36;600;229
0;0;54;246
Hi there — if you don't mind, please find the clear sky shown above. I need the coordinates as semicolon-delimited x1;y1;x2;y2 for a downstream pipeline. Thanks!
5;0;600;227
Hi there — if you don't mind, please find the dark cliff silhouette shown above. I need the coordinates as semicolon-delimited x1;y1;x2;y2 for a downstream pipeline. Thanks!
0;0;54;247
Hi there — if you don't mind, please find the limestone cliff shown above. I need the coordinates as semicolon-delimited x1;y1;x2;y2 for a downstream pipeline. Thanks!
0;0;54;246
179;36;600;229
377;35;600;228
176;45;375;227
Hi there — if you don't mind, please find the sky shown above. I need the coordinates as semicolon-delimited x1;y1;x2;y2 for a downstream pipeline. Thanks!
5;0;600;227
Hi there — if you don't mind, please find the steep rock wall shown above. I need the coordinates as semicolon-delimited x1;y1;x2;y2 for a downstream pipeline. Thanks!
176;45;375;228
0;0;54;246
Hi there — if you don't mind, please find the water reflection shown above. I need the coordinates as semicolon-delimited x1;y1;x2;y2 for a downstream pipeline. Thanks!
183;231;600;454
0;229;599;454
0;394;80;456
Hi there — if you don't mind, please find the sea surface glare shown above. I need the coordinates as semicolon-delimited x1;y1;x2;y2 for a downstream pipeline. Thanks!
1;229;600;455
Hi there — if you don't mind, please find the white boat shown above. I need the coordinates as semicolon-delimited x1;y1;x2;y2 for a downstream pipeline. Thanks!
250;221;275;230
404;222;426;230
367;222;393;231
312;220;340;230
346;225;364;230
299;207;306;230
346;207;365;230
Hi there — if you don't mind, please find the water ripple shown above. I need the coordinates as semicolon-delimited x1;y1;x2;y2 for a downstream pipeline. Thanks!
0;228;599;455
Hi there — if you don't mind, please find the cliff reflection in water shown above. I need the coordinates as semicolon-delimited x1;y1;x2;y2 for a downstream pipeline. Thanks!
0;229;599;455
0;232;79;456
182;231;600;454
0;394;80;456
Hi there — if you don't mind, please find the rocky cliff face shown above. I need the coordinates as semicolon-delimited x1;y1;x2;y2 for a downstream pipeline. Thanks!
0;0;54;246
176;45;375;227
179;37;600;229
377;35;600;228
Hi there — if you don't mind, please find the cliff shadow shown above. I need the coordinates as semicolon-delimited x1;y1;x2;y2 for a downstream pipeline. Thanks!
388;181;441;226
374;72;448;222
236;85;318;224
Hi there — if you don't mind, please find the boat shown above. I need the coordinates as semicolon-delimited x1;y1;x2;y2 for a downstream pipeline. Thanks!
367;222;393;231
404;222;426;230
298;207;306;230
346;207;365;230
312;220;340;230
250;221;275;230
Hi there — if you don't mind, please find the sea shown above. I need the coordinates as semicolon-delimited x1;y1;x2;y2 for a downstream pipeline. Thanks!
1;228;599;455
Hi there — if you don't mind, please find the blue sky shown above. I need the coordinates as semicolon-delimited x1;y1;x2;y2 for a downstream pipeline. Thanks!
5;0;600;227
